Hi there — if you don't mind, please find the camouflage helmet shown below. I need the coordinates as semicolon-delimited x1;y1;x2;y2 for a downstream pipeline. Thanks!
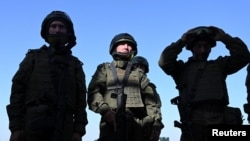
40;10;76;48
109;33;137;56
186;26;216;50
131;56;149;73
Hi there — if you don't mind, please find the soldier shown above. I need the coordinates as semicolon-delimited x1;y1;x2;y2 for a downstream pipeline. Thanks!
131;56;164;141
87;33;163;141
6;10;88;141
158;26;250;141
244;64;250;124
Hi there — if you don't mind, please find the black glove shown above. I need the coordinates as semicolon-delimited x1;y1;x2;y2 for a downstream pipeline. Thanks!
150;127;161;141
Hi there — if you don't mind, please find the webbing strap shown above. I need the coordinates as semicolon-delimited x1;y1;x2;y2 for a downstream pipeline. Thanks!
110;61;132;88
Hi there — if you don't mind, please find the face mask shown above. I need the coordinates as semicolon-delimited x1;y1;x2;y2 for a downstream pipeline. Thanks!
47;34;69;46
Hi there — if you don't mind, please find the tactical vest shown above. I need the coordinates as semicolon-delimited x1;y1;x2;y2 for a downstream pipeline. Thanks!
24;47;82;110
103;62;146;108
179;61;229;105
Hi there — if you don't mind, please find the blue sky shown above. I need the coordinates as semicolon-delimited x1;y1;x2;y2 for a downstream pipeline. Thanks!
1;1;250;141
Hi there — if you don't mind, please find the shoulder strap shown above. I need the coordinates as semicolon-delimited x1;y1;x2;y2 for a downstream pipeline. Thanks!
110;61;133;88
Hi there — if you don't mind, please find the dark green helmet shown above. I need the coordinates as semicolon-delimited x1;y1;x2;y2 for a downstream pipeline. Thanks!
109;33;137;56
40;10;76;48
186;26;216;50
131;56;149;73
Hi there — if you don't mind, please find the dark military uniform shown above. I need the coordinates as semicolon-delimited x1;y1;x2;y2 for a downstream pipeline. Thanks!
6;45;88;141
159;33;250;141
87;60;163;141
244;64;250;123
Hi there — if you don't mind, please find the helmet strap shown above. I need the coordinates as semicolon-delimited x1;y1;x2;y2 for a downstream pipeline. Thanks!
112;51;135;61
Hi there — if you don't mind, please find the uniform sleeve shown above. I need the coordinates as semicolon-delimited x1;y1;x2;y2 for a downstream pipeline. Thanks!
142;82;164;129
219;34;250;74
73;61;88;136
158;39;186;75
6;50;35;132
87;63;110;115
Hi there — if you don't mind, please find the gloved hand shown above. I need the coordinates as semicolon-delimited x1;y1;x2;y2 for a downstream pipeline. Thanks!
149;127;161;141
71;133;82;141
103;109;117;131
181;28;196;43
207;26;226;41
103;109;116;125
10;130;22;141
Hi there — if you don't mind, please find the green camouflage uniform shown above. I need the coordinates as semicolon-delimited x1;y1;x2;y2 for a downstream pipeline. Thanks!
88;60;164;141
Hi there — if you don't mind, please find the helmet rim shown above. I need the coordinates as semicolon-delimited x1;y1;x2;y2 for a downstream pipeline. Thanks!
109;33;138;56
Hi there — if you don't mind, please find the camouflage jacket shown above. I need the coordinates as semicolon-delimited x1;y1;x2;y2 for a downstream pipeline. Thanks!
87;60;164;129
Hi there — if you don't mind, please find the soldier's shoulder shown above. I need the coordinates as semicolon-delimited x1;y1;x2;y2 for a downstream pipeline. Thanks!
97;62;110;70
71;55;84;66
26;45;48;55
149;82;157;88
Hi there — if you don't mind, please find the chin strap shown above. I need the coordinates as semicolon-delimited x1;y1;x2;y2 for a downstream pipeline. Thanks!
112;51;135;61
